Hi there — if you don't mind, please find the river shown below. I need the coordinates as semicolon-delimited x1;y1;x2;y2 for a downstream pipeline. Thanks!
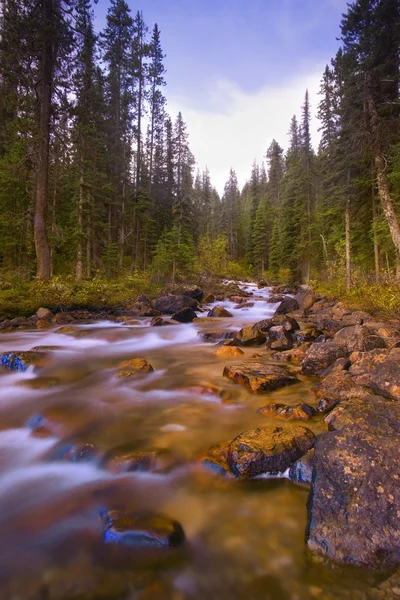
0;282;384;599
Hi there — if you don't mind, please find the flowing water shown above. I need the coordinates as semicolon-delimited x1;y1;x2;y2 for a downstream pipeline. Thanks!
0;283;388;599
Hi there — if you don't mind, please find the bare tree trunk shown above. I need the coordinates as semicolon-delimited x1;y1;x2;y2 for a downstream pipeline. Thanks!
76;163;84;282
86;212;91;279
366;72;400;278
34;0;53;280
372;190;380;283
345;199;351;292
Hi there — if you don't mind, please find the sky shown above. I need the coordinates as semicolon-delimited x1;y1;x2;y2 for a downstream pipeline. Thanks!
95;0;349;194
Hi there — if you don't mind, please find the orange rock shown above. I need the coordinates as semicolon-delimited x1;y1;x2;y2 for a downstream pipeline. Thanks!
215;346;244;358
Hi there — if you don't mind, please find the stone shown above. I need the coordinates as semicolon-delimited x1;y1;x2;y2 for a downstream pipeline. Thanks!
215;345;244;358
101;510;185;548
253;315;300;334
153;294;198;314
137;294;151;304
150;316;172;326
271;347;307;365
294;285;317;311
200;443;231;476
288;449;315;485
267;326;293;351
171;285;203;302
333;325;386;353
307;429;400;568
324;394;400;435
116;358;154;379
0;351;48;372
36;307;53;320
227;425;315;477
223;363;299;393
313;369;368;406
171;307;197;323
233;302;254;309
232;326;266;346
101;444;178;473
207;306;233;318
258;402;316;420
293;326;320;345
369;348;400;401
202;293;215;303
301;341;348;375
54;325;89;336
275;296;299;315
198;329;237;342
348;349;389;386
266;295;283;303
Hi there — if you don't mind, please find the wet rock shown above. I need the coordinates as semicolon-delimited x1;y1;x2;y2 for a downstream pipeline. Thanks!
207;306;233;318
313;369;368;406
202;293;215;303
369;348;400;401
36;319;52;329
324;394;400;435
53;312;75;324
0;351;48;372
293;326;320;345
116;358;154;379
101;510;185;548
348;349;389;386
271;347;308;365
101;444;177;473
54;325;90;336
289;449;315;485
198;329;237;342
316;397;339;414
233;301;254;309
307;429;400;568
232;326;266;346
253;315;300;334
30;345;64;352
333;325;386;353
171;285;203;302
171;307;197;323
258;402;316;420
301;341;348;375
215;345;244;358
227;425;315;477
294;285;317;311
223;362;299;393
200;442;231;476
266;294;283;303
275;296;299;315
267;325;293;351
150;316;172;326
153;294;198;314
36;307;53;320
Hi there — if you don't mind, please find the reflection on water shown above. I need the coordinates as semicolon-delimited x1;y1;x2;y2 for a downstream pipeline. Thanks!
0;283;390;598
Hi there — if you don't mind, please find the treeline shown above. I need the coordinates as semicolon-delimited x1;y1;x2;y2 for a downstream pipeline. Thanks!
0;0;399;288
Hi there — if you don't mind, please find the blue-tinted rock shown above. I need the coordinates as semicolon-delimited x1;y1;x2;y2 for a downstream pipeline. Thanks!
101;511;185;548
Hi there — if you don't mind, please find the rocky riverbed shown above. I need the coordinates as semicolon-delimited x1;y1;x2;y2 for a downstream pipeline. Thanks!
0;281;400;599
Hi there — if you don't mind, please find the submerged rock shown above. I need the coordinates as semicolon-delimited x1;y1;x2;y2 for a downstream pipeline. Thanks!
101;511;185;548
258;402;316;421
215;345;244;358
101;443;178;473
200;442;232;477
227;425;315;477
307;429;400;568
0;351;48;372
223;363;299;393
198;329;237;342
207;306;233;318
116;358;154;379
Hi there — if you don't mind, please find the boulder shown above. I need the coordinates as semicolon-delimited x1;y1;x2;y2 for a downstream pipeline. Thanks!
313;369;368;407
369;348;400;401
171;285;203;302
198;329;237;342
202;293;215;303
36;307;53;321
101;510;185;548
271;347;307;365
348;349;389;386
333;325;386;353
116;358;154;379
294;285;317;311
232;326;266;346
153;295;198;314
266;295;284;304
200;442;232;477
307;429;400;568
137;294;151;305
207;306;233;318
150;316;172;327
293;326;320;345
227;425;315;477
36;319;52;329
171;307;197;323
275;296;299;315
324;394;400;435
223;363;299;393
301;341;348;375
288;449;315;485
233;302;254;309
253;315;299;334
258;403;316;421
215;345;244;358
267;326;293;351
0;351;48;372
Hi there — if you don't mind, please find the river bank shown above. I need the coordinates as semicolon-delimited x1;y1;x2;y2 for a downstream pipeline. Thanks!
0;281;399;599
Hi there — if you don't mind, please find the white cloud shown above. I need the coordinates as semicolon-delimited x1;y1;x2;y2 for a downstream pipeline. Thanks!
166;68;324;195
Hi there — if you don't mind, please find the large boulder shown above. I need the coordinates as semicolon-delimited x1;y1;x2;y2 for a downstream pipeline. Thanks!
170;285;203;302
207;306;233;318
313;369;369;407
324;394;400;435
333;325;386;353
275;296;299;315
227;425;315;477
153;295;198;314
348;348;389;386
301;341;348;375
369;348;400;401
294;285;316;311
307;428;400;568
232;326;266;346
223;363;299;393
36;307;53;321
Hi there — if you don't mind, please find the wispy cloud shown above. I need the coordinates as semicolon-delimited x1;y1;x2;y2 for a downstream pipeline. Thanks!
166;67;324;195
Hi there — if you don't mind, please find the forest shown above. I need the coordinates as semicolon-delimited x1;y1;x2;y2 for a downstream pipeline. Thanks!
0;0;399;306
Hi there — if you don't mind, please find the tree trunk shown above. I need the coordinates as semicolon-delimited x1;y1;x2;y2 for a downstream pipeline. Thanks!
345;199;351;292
76;164;84;282
366;72;400;277
34;0;53;280
372;190;380;283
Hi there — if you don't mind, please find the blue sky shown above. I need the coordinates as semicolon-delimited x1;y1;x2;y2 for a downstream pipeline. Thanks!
95;0;348;192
